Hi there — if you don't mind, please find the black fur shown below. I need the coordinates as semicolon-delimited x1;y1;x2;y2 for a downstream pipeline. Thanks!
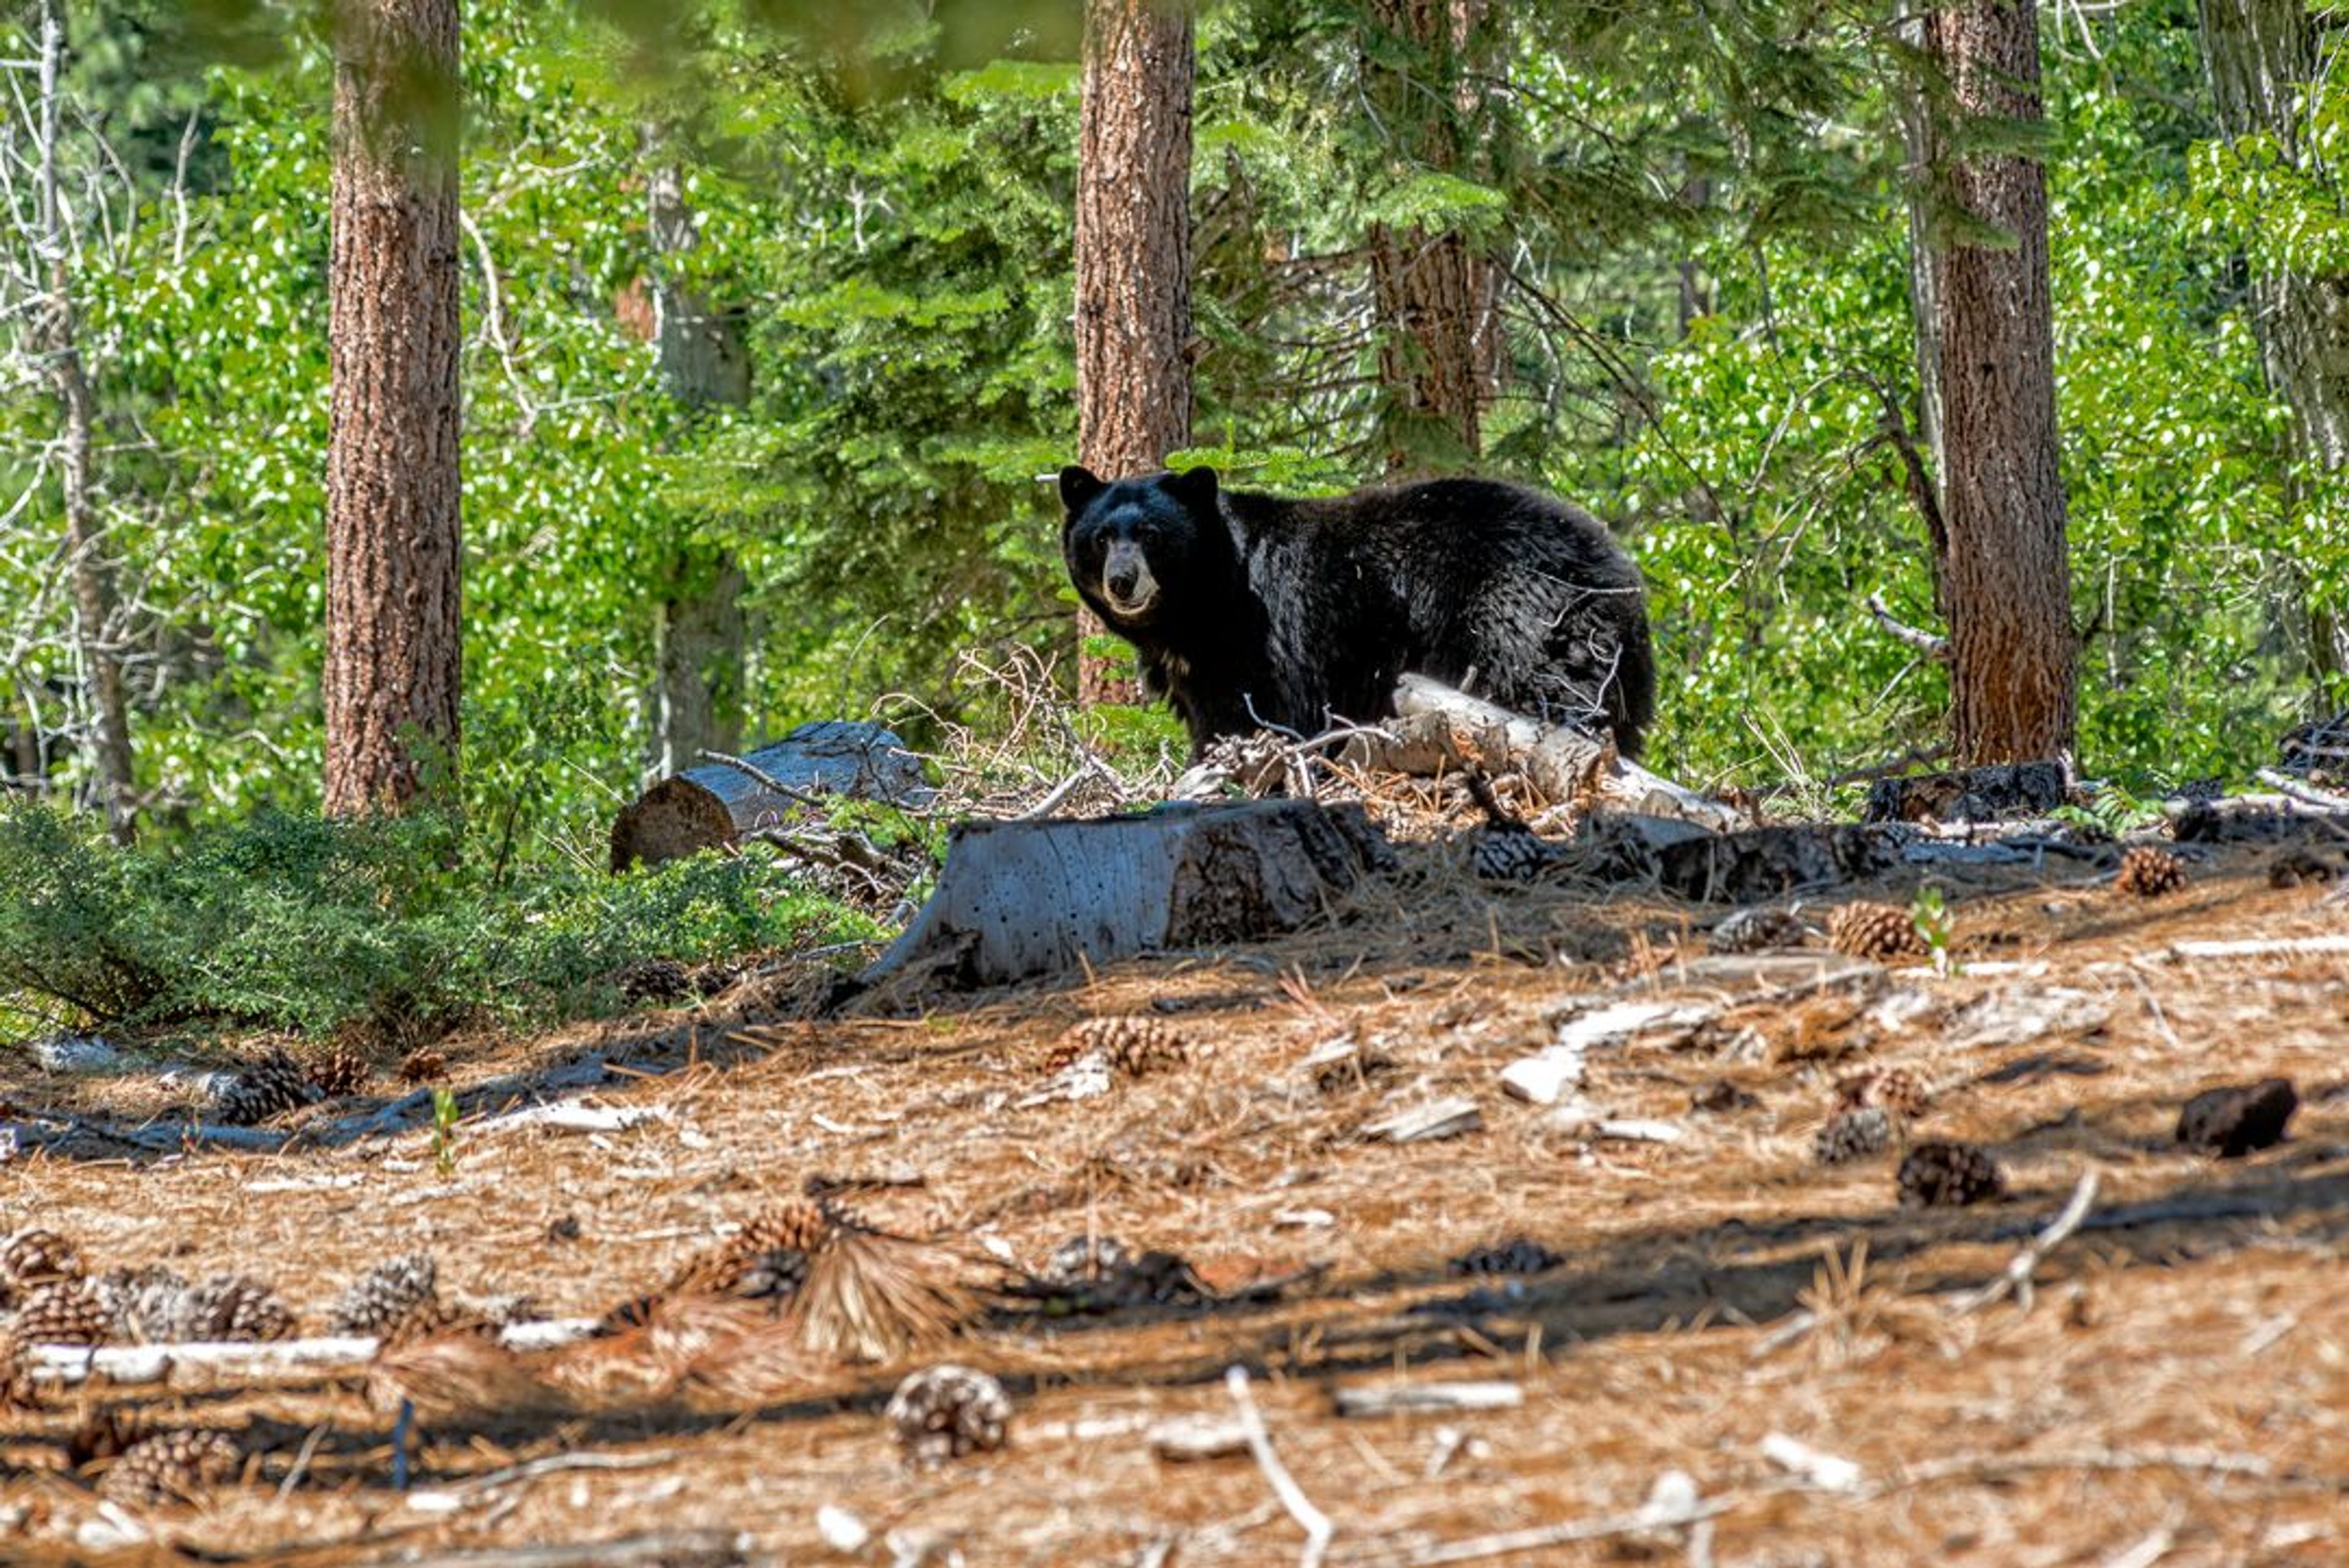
1059;465;1655;760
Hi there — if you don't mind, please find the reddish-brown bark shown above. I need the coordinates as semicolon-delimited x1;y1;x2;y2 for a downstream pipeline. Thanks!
324;0;463;815
1074;0;1195;706
1925;0;2077;763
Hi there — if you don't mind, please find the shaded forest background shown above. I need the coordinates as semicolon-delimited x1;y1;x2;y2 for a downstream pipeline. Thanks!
0;0;2334;839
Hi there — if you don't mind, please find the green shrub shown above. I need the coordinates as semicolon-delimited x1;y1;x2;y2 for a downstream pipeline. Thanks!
0;802;880;1043
0;805;169;1021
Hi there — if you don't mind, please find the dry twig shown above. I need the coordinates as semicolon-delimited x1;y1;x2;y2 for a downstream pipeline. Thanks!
1948;1169;2099;1315
1347;1496;1730;1567
1865;591;1950;662
1226;1366;1334;1568
2254;766;2349;811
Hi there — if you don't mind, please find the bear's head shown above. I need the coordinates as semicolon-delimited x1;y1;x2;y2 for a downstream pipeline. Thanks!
1058;465;1225;631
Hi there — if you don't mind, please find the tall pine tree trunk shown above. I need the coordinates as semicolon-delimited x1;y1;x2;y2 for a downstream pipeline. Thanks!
2195;0;2349;686
35;0;135;843
324;0;463;815
1925;0;2077;763
1074;0;1193;706
1365;0;1497;475
645;153;749;777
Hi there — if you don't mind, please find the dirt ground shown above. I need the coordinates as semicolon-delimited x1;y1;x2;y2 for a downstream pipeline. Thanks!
4;827;2349;1567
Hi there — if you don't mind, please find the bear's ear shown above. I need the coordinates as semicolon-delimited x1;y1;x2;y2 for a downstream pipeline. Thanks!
1165;466;1220;511
1058;465;1108;516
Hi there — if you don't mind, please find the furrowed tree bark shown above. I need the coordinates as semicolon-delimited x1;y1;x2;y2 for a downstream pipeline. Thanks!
1924;0;2077;764
324;0;463;816
645;152;749;777
1074;0;1194;707
1365;0;1499;475
2195;0;2349;686
35;0;135;843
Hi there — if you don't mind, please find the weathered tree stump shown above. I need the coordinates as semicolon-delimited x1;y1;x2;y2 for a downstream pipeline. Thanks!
610;721;930;871
863;801;1395;989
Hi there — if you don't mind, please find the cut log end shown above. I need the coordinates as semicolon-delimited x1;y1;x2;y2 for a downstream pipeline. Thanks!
609;722;931;872
610;778;738;873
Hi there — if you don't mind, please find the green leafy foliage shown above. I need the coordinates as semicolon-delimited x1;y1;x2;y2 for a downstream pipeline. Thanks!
0;802;878;1043
431;1085;461;1176
1626;2;2304;787
0;0;2340;908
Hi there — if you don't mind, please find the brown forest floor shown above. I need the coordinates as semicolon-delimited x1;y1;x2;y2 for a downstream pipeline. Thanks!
5;830;2349;1566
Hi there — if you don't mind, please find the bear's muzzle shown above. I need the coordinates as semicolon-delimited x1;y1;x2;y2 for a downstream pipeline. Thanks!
1101;539;1160;619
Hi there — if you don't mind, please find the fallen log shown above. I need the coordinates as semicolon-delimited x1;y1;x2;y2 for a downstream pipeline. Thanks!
1349;675;1746;832
361;1532;748;1568
1647;822;1907;901
27;1318;601;1386
1862;761;2068;824
1559;814;1906;902
863;799;1395;990
609;720;930;871
2172;794;2349;845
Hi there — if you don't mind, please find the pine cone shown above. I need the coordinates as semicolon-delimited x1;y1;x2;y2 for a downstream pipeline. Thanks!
397;1047;449;1084
2115;845;2186;898
1027;1248;1208;1313
330;1252;440;1336
1;1227;84;1301
1042;1233;1131;1287
95;1265;190;1344
886;1364;1011;1466
1709;907;1809;955
1827;901;1926;961
0;1328;35;1411
612;958;693;1007
214;1048;322;1125
1832;1067;1933;1121
1448;1237;1565;1276
2268;848;2336;889
658;1202;831;1305
1897;1141;2003;1208
168;1275;294;1342
380;1297;503;1350
1060;1016;1192;1078
308;1047;370;1098
97;1429;241;1506
2176;1078;2298;1158
11;1277;113;1345
1813;1107;1893;1166
1690;1078;1761;1114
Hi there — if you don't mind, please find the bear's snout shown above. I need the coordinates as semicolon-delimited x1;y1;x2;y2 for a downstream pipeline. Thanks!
1100;539;1160;618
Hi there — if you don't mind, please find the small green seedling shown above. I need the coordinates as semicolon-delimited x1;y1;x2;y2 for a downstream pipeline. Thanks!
1910;885;1958;976
431;1086;460;1177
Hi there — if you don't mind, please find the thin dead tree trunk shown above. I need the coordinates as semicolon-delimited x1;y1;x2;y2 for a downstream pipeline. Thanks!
1898;0;1948;543
2195;0;2349;687
645;153;749;777
324;0;464;816
34;0;135;843
1365;0;1498;475
1074;0;1195;707
1925;0;2077;764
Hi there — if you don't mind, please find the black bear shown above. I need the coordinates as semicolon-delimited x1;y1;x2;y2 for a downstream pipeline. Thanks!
1059;465;1655;760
